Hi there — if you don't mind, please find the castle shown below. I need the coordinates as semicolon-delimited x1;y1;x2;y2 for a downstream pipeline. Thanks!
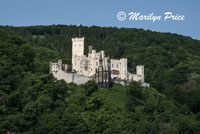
50;37;149;87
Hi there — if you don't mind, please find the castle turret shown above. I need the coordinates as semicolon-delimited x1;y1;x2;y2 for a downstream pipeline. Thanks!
120;58;128;80
58;59;62;70
88;46;93;54
136;65;144;82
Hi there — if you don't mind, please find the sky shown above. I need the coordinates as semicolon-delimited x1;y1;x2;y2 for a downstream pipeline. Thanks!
0;0;199;40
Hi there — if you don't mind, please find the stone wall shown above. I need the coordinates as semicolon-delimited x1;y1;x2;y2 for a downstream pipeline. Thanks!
52;70;92;85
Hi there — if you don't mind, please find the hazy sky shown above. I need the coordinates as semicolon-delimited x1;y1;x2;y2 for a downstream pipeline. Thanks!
0;0;199;40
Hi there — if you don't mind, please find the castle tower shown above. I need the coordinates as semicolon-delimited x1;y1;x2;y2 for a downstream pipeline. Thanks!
72;37;84;56
88;46;93;54
136;65;144;82
120;58;128;80
58;59;62;70
72;37;84;70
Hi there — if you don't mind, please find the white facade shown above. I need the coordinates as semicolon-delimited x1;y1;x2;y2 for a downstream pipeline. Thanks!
72;37;85;71
127;65;144;83
52;69;92;85
52;63;59;72
71;37;145;82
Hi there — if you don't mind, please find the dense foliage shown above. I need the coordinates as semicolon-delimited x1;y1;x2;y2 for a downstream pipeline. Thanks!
0;25;200;134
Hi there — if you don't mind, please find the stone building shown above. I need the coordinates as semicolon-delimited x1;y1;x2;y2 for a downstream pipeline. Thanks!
50;36;149;87
71;37;144;82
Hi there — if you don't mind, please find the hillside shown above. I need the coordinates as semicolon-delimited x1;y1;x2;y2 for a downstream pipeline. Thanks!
0;26;200;134
1;25;200;108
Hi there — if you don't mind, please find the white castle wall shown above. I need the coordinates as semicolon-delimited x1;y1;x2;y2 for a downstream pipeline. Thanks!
53;70;73;83
110;58;128;80
73;74;92;84
127;65;144;83
52;70;92;85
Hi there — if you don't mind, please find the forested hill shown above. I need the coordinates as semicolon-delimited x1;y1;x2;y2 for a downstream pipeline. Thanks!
1;25;200;100
0;26;200;134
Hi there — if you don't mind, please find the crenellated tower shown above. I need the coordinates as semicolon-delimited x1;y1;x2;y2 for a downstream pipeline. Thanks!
72;37;84;71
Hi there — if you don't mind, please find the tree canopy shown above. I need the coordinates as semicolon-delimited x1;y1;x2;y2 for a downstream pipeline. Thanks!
0;25;200;134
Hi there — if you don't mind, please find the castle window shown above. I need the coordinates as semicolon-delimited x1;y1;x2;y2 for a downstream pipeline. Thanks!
116;64;118;68
112;70;119;75
112;64;114;68
96;62;98;66
79;44;81;47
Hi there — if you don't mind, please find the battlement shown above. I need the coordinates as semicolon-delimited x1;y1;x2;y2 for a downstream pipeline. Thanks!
120;58;127;63
72;37;84;42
